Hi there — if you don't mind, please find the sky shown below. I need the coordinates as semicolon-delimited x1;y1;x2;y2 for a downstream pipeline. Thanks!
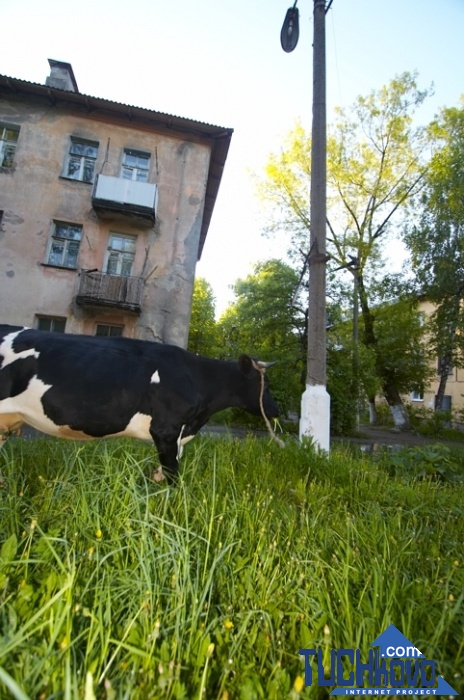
2;0;464;316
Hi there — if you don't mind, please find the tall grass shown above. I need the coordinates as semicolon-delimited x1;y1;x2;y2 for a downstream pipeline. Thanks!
0;435;463;699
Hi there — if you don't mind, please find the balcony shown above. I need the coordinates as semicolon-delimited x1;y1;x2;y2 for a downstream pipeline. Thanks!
92;174;158;225
76;271;144;313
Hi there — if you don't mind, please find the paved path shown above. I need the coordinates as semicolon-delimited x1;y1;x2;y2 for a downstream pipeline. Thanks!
337;424;463;449
204;423;463;449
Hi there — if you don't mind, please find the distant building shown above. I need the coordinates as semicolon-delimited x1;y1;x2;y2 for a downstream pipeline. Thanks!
0;59;233;347
408;298;464;417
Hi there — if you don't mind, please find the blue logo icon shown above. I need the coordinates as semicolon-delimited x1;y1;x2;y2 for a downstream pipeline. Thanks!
299;624;458;695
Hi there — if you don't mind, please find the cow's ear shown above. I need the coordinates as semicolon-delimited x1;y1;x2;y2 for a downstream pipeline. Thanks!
238;354;254;376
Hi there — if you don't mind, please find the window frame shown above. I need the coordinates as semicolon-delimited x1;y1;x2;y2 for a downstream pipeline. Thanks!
104;233;137;277
95;323;124;337
121;148;150;182
63;136;99;183
36;316;67;333
45;221;83;270
0;123;20;168
437;357;454;377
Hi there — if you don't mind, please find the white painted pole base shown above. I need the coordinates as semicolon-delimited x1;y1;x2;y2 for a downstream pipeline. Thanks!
299;384;331;452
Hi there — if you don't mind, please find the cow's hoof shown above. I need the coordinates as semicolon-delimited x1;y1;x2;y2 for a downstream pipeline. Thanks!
151;467;166;483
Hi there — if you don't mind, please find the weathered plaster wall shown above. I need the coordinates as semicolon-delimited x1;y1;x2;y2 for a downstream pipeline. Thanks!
0;96;211;347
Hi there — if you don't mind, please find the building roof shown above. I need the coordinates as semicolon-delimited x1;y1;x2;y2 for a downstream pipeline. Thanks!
0;71;233;259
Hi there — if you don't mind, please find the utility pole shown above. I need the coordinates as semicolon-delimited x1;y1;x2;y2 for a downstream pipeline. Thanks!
299;0;330;450
281;0;330;450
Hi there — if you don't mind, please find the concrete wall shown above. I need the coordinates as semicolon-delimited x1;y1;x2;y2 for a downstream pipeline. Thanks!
0;96;211;347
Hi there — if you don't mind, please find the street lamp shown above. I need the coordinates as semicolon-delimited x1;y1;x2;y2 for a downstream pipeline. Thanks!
280;2;300;53
281;0;331;452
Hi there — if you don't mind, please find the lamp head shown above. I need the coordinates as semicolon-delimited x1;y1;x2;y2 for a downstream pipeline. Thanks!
280;2;299;53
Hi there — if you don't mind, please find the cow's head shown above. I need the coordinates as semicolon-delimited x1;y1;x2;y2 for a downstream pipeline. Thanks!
238;354;280;419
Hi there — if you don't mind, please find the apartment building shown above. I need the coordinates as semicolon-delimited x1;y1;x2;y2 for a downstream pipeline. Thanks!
409;298;464;416
0;59;233;347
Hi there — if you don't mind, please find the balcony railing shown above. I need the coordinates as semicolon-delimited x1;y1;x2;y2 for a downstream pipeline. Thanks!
76;271;144;313
92;174;158;223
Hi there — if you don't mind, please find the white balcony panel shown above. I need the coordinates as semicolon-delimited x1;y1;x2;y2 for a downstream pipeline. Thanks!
94;175;158;212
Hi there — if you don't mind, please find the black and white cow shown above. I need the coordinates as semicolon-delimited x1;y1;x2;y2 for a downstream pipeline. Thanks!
0;325;279;483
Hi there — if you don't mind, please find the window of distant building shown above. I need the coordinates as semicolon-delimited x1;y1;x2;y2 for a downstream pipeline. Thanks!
64;137;98;183
437;357;454;377
0;124;20;168
95;323;124;337
46;221;83;269
105;233;136;276
410;389;424;402
36;316;67;333
121;149;150;182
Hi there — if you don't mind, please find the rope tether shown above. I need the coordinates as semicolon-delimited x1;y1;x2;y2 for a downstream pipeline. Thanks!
256;364;285;449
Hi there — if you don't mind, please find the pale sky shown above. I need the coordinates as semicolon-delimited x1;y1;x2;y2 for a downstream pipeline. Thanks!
2;0;464;315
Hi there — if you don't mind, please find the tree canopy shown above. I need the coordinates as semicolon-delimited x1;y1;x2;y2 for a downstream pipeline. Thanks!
188;277;218;357
257;72;433;428
217;260;305;415
404;101;464;409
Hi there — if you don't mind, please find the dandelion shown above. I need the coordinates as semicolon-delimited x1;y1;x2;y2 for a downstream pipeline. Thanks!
95;528;102;539
293;675;305;693
224;619;234;630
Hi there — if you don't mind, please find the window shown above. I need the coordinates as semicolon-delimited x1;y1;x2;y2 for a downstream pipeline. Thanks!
410;390;423;402
46;221;82;268
64;137;98;182
95;323;124;337
121;149;150;182
105;233;136;276
437;357;453;376
0;124;20;168
37;316;66;333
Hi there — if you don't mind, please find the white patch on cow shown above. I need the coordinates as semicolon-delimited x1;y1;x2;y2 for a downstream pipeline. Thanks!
0;329;38;369
180;434;195;447
176;425;196;459
0;375;60;435
151;370;161;384
111;412;152;440
177;425;185;459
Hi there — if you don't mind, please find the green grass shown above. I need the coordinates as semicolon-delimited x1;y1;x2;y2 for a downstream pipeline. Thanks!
0;435;463;699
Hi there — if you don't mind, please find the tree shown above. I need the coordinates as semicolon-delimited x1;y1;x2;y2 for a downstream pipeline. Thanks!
217;260;305;415
404;101;464;411
188;277;218;357
258;72;432;428
326;285;429;433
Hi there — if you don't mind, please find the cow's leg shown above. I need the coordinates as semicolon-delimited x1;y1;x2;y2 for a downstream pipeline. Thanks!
0;433;6;488
0;415;24;488
150;433;179;485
